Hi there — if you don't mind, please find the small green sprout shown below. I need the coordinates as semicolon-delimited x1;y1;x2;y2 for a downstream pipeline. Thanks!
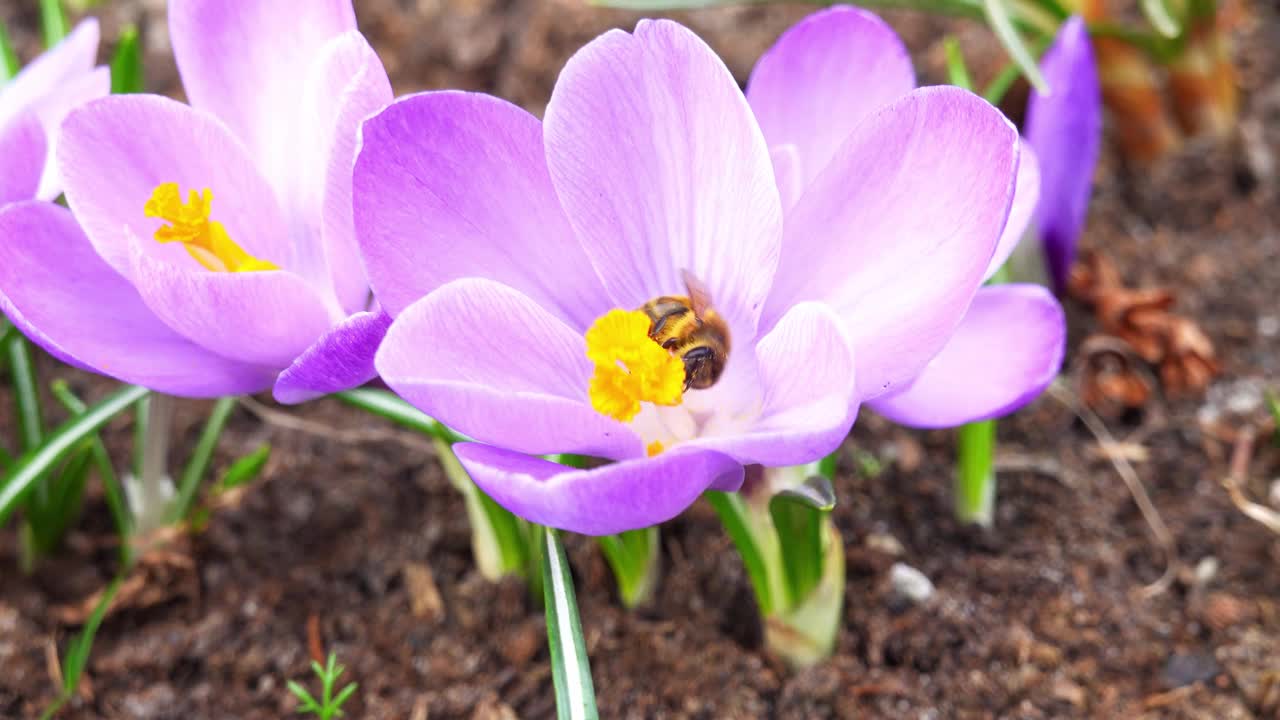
287;653;358;719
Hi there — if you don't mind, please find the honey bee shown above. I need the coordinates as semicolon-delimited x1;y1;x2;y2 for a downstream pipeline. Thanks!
640;270;731;391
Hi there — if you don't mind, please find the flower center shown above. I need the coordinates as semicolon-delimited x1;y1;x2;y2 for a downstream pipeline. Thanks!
144;183;277;273
585;309;684;424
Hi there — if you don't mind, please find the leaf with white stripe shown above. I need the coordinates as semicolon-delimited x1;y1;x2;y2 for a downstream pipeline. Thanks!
540;526;598;720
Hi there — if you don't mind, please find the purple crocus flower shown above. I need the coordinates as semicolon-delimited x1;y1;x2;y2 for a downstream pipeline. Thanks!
747;6;1066;429
1024;16;1102;293
355;19;1019;534
0;19;108;205
0;0;392;400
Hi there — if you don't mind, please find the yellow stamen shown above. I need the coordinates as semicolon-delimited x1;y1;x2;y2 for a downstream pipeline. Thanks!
585;309;684;422
144;183;278;273
646;441;665;457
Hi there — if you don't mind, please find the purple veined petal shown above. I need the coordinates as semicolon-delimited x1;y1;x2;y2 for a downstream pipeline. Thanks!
764;86;1019;400
985;143;1040;282
0;113;45;205
273;308;392;404
306;31;392;315
58;94;294;282
0;202;276;396
0;18;100;128
455;443;744;536
770;143;803;212
543;19;782;340
355;91;609;329
746;6;914;189
375;277;643;459
128;227;333;369
868;284;1065;428
1024;16;1101;293
688;302;858;467
169;0;356;194
32;67;110;201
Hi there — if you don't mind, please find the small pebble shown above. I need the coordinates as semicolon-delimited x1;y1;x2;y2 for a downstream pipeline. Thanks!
889;563;935;604
1162;651;1221;689
865;532;906;557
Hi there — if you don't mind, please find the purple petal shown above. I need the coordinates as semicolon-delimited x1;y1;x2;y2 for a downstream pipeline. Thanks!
374;278;643;459
58;95;294;282
0;19;99;121
747;7;914;187
273;309;391;404
986;143;1040;282
765;86;1019;400
128;228;333;368
770;143;803;212
543;19;781;339
0;19;109;201
0;113;45;205
456;443;744;536
169;0;356;194
355;91;609;329
0;202;275;396
688;302;857;467
1024;16;1101;293
868;284;1065;428
305;32;391;315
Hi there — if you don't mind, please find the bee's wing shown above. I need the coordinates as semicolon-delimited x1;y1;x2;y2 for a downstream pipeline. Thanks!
680;269;714;317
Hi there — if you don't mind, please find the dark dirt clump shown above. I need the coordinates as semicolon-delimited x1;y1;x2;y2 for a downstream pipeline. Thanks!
1;1;1279;718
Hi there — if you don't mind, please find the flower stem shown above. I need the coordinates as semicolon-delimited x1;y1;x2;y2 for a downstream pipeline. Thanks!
132;393;175;536
596;526;661;608
955;418;997;527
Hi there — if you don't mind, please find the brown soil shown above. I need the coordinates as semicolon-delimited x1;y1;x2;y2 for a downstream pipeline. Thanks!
2;1;1279;718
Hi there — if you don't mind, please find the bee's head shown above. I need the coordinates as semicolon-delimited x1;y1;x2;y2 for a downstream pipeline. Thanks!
681;345;725;391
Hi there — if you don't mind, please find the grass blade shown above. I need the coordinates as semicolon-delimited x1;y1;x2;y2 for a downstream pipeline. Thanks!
943;36;974;90
0;20;20;81
983;0;1048;93
51;380;132;548
704;491;778;614
540;527;598;720
1;385;148;526
109;24;143;94
168;396;236;522
1140;0;1181;38
39;0;69;48
336;388;459;442
7;335;44;451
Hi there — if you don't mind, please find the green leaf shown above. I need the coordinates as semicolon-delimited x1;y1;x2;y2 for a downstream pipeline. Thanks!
435;437;530;580
110;24;144;94
982;0;1048;94
169;396;236;522
336;388;459;442
39;0;69;48
50;380;132;555
43;572;125;719
216;442;270;493
704;491;780;614
596;526;660;608
0;21;20;81
1140;0;1181;38
943;37;974;91
769;494;827;602
774;474;836;512
7;335;45;452
540;527;599;720
1;385;149;526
